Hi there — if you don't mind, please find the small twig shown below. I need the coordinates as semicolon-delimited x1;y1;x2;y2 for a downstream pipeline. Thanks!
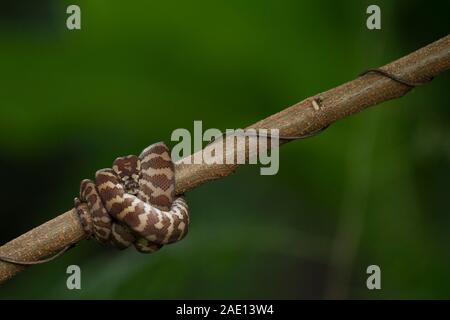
1;34;449;284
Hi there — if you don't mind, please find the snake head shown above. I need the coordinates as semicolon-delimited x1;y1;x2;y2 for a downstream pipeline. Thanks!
112;155;141;195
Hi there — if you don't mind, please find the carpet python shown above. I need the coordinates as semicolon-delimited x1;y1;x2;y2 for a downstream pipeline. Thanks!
74;142;189;253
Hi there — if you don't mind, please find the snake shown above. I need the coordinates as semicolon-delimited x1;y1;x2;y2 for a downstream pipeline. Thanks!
74;142;189;253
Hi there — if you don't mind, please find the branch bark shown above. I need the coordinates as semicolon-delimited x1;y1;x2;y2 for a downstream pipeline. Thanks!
1;34;449;285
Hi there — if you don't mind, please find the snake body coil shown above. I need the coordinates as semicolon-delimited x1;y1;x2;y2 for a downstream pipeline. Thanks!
74;142;189;253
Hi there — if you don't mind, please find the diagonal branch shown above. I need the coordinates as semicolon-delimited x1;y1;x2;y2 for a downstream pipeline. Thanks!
1;34;449;284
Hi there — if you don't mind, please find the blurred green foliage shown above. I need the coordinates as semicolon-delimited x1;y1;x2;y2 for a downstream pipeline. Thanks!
0;0;449;299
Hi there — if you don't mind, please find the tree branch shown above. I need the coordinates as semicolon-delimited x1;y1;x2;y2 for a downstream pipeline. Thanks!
1;34;449;284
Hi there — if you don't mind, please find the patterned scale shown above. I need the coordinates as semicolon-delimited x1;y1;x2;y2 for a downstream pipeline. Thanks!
74;142;189;253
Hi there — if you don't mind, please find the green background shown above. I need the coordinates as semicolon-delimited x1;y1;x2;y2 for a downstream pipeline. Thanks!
0;0;449;299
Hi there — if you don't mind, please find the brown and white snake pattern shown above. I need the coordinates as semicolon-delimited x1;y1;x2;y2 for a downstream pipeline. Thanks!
74;142;189;253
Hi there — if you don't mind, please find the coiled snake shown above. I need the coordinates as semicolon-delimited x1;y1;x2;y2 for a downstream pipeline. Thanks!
74;142;189;253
